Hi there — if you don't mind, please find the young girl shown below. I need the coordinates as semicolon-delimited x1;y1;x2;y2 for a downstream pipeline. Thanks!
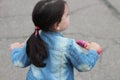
10;0;101;80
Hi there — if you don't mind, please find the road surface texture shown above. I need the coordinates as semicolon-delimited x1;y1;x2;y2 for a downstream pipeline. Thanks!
0;0;120;80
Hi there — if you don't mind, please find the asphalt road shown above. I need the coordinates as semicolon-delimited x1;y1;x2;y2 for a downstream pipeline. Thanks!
0;0;120;80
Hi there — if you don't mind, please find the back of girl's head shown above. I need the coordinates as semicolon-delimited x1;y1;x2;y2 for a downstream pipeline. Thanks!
26;0;66;67
32;0;66;31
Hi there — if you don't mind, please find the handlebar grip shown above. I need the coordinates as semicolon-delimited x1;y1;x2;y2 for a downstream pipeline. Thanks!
76;40;102;55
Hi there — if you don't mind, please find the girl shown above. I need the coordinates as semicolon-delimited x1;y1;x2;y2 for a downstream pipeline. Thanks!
10;0;101;80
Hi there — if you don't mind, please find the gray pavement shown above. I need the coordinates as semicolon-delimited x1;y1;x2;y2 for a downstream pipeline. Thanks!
0;0;120;80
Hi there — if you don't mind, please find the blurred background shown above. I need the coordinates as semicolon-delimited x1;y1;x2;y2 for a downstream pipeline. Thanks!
0;0;120;80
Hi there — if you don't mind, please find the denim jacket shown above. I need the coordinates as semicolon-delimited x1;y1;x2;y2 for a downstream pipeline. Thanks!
11;31;99;80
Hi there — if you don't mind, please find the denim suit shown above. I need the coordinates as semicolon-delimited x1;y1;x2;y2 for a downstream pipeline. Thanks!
11;31;99;80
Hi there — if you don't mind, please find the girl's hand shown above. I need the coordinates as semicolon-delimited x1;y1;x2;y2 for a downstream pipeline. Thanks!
86;42;101;51
9;42;24;51
76;40;102;54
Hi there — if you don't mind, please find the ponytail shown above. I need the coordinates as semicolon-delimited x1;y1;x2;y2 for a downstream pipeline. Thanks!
26;0;66;67
26;28;48;67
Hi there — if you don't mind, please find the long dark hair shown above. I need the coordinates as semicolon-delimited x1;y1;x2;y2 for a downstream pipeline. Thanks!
26;0;66;67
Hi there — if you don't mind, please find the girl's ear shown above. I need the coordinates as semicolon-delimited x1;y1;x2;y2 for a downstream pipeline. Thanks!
52;22;60;31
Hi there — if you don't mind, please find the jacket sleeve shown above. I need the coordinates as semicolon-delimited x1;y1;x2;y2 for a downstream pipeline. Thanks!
67;40;99;72
10;43;30;68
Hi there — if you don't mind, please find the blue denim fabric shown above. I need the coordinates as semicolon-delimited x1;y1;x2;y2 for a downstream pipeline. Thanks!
11;31;99;80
